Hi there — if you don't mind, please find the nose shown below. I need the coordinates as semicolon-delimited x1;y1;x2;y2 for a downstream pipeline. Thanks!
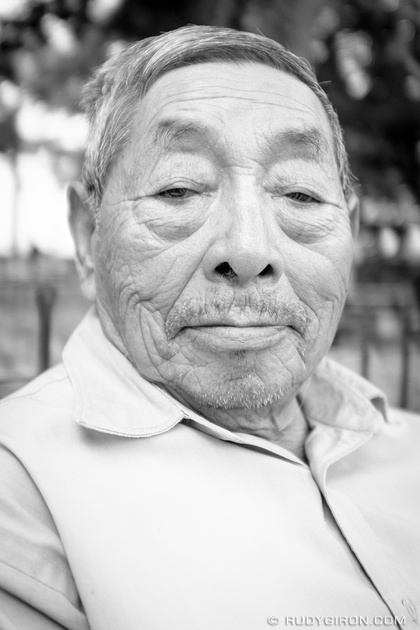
203;188;284;286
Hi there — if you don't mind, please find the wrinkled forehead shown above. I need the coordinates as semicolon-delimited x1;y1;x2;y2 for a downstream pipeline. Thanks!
127;62;337;165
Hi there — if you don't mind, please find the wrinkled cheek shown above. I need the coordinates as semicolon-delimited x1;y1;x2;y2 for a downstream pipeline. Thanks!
289;244;352;313
100;220;209;309
287;258;352;367
94;242;159;320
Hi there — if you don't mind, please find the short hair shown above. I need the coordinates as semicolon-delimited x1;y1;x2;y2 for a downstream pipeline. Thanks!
81;25;352;216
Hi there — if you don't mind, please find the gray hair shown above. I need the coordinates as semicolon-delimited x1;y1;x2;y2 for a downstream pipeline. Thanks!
81;25;352;216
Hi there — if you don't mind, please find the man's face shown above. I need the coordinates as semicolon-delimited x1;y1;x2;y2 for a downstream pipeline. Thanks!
90;62;355;411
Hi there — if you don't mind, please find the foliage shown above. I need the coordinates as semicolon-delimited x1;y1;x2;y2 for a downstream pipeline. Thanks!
0;0;419;203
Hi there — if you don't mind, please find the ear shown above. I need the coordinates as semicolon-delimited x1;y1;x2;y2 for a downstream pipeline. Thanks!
347;193;360;238
67;182;97;301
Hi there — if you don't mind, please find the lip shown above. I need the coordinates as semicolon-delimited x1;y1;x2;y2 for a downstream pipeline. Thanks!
180;325;292;352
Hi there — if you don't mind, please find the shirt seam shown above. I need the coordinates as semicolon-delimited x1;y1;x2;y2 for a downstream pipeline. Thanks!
0;532;75;581
0;558;79;607
0;375;69;406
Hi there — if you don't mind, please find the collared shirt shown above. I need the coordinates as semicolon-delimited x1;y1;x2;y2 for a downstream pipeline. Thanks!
0;309;419;630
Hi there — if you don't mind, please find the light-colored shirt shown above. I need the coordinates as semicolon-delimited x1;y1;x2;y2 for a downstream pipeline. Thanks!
0;309;419;630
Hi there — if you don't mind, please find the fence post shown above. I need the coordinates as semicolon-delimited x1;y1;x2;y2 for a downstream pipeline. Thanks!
360;307;370;379
399;305;411;409
35;285;57;374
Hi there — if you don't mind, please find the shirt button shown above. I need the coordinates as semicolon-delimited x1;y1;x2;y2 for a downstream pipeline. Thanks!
402;598;418;622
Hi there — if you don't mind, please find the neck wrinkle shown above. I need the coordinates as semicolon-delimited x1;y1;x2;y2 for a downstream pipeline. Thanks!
165;383;309;461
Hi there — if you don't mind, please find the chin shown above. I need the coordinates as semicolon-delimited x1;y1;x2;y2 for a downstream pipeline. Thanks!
173;365;302;412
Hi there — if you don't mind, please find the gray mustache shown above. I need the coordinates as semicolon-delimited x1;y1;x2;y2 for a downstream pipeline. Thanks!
165;295;308;339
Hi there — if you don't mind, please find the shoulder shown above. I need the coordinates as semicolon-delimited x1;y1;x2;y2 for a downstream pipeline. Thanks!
0;362;70;407
0;363;73;434
331;405;420;518
376;406;420;461
375;407;420;489
387;405;420;428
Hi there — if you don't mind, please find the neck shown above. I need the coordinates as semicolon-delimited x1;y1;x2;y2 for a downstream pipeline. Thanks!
166;387;309;461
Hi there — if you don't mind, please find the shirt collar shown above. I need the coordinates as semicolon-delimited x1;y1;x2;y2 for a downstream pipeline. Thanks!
302;355;389;433
302;356;390;484
62;309;389;460
62;308;186;437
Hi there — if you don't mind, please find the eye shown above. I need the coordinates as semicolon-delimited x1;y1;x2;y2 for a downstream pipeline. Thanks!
158;188;195;199
286;191;320;204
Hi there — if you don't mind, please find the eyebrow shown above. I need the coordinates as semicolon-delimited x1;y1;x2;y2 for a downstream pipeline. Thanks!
153;118;332;162
270;127;332;161
152;119;213;149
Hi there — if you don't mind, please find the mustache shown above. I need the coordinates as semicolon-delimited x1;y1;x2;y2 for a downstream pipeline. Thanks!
165;292;308;339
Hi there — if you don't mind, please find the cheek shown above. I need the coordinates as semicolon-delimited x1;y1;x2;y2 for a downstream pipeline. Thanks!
273;204;354;307
285;235;353;318
93;209;210;319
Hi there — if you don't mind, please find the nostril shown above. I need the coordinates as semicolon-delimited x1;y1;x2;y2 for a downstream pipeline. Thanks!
215;262;273;280
259;264;273;276
215;262;236;277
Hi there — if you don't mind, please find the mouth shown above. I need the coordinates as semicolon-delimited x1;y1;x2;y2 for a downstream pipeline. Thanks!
165;297;308;347
179;323;295;352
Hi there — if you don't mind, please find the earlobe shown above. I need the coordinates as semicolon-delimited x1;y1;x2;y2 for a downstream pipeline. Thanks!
347;193;360;238
67;182;97;301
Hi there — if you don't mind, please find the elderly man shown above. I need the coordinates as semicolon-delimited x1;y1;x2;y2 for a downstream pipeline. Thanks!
0;25;419;630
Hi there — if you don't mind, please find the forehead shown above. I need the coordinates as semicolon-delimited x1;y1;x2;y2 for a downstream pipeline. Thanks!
130;62;335;155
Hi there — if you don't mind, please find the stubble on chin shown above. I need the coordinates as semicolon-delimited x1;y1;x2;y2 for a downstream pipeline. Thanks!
167;349;304;412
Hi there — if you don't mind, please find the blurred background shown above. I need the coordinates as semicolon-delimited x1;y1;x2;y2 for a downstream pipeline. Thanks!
1;0;420;409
